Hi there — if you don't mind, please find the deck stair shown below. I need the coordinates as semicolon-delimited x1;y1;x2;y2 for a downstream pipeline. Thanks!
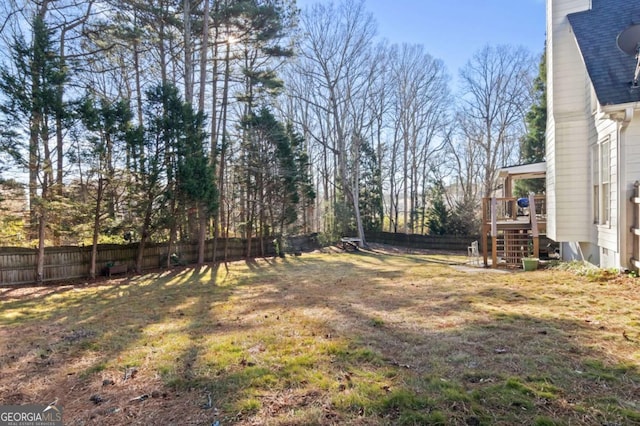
482;194;545;268
496;229;532;267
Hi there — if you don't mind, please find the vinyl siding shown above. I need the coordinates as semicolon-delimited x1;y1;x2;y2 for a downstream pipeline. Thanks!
552;119;592;241
546;0;592;242
548;0;640;269
626;120;640;180
545;120;556;238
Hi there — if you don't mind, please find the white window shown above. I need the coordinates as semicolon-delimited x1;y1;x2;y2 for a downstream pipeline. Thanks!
593;136;611;225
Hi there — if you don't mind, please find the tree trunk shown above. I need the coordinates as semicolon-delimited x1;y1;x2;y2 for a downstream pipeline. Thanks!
159;9;168;84
183;0;193;103
54;35;66;246
136;195;154;274
89;178;105;279
403;133;408;233
198;0;209;113
133;12;143;125
166;197;177;269
197;203;207;264
36;205;47;284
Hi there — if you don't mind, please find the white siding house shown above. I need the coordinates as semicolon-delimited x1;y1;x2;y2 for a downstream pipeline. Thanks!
547;0;640;269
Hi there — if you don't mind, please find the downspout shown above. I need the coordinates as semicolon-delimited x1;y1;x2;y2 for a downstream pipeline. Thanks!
618;107;633;270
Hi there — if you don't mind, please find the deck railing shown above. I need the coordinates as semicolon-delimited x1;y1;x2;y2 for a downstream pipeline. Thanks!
482;196;547;225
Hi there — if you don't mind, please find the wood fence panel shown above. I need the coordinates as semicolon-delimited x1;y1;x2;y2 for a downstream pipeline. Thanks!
44;249;87;281
366;232;479;252
0;251;36;285
0;236;283;286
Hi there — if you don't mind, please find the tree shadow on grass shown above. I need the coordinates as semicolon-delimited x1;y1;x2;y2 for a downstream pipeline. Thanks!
0;264;242;417
182;256;640;425
1;255;639;425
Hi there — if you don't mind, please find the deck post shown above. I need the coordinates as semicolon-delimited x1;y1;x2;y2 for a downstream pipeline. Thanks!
482;232;488;267
482;198;489;267
529;194;540;258
491;197;498;268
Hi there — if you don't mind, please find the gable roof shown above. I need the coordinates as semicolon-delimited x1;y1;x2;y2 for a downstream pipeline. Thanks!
568;0;640;106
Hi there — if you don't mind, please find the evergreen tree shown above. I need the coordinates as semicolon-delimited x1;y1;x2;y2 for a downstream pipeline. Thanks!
131;83;182;273
288;123;316;232
448;198;481;236
78;96;135;278
359;140;384;232
230;0;296;254
78;96;134;220
426;180;450;236
176;102;218;239
241;107;312;237
0;15;67;281
137;83;217;267
229;0;295;106
515;50;546;197
172;98;218;265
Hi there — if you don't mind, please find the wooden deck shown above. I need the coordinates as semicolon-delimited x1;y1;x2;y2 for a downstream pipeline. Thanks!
481;196;547;268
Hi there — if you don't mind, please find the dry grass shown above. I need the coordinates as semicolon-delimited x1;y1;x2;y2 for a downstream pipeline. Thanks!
1;247;639;425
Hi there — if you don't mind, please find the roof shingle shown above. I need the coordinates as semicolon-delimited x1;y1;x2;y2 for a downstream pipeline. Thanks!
568;0;640;105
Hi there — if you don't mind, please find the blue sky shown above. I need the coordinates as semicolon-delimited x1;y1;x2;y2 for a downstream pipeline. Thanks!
295;0;547;78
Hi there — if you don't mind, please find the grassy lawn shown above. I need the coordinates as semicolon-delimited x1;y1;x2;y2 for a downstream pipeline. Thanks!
1;247;639;425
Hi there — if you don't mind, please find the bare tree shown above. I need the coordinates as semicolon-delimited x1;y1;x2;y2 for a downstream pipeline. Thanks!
446;116;483;210
458;45;535;197
292;0;377;243
388;43;450;233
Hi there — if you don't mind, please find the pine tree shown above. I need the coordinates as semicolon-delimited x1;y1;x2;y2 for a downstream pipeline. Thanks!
241;107;309;237
359;140;384;232
131;83;182;273
426;180;450;236
230;0;296;255
176;101;218;262
288;123;316;233
78;96;134;278
0;15;67;282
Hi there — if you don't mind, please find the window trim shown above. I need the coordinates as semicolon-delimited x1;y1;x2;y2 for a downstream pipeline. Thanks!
593;136;611;227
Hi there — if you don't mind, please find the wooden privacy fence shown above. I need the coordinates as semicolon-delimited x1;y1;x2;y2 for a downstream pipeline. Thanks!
365;232;480;252
0;232;478;285
0;237;279;286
